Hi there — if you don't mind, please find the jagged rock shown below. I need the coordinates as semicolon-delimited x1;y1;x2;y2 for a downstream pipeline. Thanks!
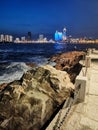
26;63;37;68
50;51;86;83
0;65;74;130
0;83;8;92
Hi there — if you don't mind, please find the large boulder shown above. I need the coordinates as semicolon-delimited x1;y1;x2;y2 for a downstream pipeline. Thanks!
50;51;86;83
0;65;74;130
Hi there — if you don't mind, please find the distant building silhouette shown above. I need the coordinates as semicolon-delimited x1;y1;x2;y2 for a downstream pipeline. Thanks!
27;32;32;41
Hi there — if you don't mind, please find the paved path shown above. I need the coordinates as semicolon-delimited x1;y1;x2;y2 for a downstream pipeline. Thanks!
46;60;98;130
90;54;98;59
60;61;98;130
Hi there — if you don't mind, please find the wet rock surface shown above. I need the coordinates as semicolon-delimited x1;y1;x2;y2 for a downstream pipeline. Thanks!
50;51;86;83
0;65;74;130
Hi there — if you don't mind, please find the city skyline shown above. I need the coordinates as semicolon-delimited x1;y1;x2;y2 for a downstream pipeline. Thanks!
0;0;98;38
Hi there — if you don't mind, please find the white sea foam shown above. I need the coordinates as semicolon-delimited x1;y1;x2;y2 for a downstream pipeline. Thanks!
0;63;31;84
28;56;49;66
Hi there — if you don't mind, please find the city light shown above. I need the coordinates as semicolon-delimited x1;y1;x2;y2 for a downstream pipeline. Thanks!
55;28;67;42
0;29;98;44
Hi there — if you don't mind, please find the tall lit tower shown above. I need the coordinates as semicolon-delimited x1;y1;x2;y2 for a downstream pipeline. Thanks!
62;27;67;41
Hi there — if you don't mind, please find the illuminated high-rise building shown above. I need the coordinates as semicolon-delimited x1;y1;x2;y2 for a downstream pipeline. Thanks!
5;35;9;42
59;32;63;40
9;35;13;42
21;36;26;41
4;35;13;42
55;31;63;41
39;34;44;41
62;27;67;41
0;34;5;42
55;31;59;41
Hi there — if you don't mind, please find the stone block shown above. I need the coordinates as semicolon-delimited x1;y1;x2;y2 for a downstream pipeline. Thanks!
75;76;87;103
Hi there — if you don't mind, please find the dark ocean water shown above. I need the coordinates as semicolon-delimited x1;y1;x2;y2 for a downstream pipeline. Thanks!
0;42;98;84
0;42;98;64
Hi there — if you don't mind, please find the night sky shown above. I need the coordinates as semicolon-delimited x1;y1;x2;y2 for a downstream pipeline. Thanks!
0;0;98;38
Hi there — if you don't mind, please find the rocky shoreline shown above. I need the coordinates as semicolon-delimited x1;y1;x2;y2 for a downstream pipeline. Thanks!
50;51;85;83
0;51;85;130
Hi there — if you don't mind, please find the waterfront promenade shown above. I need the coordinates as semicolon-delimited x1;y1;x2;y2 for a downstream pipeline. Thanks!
46;53;98;130
60;60;98;130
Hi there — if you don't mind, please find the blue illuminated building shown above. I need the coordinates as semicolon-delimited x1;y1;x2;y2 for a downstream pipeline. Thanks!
55;31;59;41
59;32;63;40
55;31;63;41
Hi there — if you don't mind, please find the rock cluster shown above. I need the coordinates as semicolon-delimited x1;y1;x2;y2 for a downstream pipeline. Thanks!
0;65;74;130
50;51;86;83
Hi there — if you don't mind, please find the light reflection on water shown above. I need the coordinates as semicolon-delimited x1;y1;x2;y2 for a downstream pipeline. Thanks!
0;43;98;63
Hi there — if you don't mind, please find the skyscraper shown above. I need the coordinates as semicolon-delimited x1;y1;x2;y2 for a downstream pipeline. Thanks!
55;31;59;41
62;27;67;41
39;34;44;41
21;36;26;41
5;35;9;42
0;34;5;42
27;32;32;41
55;31;63;41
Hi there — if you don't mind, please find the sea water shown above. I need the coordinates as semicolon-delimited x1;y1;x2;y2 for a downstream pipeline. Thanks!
0;43;98;63
0;43;98;84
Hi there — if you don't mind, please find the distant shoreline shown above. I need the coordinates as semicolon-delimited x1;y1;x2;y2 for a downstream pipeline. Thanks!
1;41;98;44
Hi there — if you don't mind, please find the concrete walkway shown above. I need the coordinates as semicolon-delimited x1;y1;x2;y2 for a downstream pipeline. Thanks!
60;61;98;130
46;59;98;130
